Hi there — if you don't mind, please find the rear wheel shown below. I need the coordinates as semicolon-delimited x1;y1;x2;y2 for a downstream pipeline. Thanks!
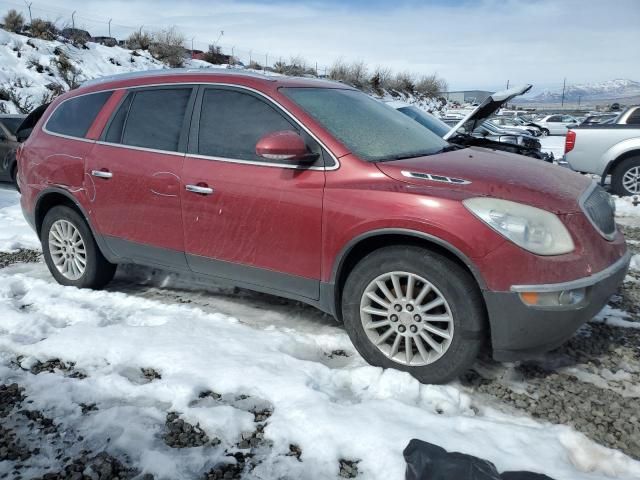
341;246;486;384
611;156;640;196
41;206;116;289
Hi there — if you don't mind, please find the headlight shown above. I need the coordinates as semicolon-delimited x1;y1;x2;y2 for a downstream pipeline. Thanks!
463;197;575;255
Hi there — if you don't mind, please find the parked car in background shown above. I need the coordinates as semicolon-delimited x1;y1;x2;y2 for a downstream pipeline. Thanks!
491;116;542;136
391;99;551;161
580;113;620;126
0;114;26;189
535;114;580;135
564;105;640;195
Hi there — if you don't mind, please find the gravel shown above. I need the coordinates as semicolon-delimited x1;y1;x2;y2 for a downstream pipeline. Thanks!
0;249;40;268
339;459;360;478
163;411;221;449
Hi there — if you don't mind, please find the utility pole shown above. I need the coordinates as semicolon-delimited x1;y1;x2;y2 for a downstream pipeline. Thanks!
108;18;112;38
23;1;32;25
264;53;268;73
561;77;566;108
578;95;581;109
506;79;509;89
71;10;76;30
249;50;252;65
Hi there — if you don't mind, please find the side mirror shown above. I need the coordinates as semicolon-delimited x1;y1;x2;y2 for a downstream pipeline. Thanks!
255;130;317;162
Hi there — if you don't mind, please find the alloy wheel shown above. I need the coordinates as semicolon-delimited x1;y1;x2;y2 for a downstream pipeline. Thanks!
48;219;87;280
359;271;454;366
622;166;640;194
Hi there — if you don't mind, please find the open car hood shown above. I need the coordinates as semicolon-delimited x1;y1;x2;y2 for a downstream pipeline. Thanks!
443;85;532;140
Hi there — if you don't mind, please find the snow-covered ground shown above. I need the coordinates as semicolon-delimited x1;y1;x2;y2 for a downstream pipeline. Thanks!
1;183;640;479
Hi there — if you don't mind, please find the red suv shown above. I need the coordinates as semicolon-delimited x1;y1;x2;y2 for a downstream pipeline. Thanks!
18;70;629;383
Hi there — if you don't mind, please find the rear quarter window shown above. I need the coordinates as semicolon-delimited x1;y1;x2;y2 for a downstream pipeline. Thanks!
46;91;112;138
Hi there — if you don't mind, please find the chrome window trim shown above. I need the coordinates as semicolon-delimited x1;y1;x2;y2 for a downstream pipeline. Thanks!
95;140;186;157
579;181;617;241
511;251;630;293
42;89;114;143
43;82;340;171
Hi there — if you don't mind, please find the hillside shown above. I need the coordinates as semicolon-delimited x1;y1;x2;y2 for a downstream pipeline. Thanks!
0;29;212;114
0;29;447;117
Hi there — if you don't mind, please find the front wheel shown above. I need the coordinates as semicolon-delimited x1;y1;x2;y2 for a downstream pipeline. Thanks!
341;246;486;384
611;156;640;196
41;205;116;289
541;128;550;136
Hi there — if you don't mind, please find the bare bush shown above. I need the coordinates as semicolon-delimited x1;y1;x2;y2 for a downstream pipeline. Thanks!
247;60;262;70
328;58;349;82
29;18;57;40
150;27;185;68
26;56;44;73
272;56;314;76
0;85;34;113
202;44;226;64
415;73;447;97
127;29;152;51
0;102;7;114
3;9;25;33
53;52;82;89
329;60;369;88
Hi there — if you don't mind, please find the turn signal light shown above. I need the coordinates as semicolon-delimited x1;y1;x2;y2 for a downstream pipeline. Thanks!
518;288;585;307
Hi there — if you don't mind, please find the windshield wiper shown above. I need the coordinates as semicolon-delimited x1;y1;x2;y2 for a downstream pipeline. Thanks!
436;144;462;153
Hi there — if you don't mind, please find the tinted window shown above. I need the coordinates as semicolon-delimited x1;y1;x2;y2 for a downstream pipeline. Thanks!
105;94;133;143
0;117;24;134
282;88;448;162
626;108;640;125
547;115;562;122
122;88;191;152
198;89;296;161
46;91;111;138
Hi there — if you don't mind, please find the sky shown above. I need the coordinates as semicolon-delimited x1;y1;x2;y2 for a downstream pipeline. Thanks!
1;0;638;94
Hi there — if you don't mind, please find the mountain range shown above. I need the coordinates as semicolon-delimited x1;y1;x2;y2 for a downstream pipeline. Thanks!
518;79;640;104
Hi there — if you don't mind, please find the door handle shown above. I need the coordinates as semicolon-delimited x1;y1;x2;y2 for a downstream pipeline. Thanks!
186;184;214;195
91;170;113;179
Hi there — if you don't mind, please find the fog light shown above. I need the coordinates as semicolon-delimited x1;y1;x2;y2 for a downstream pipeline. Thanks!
518;288;585;307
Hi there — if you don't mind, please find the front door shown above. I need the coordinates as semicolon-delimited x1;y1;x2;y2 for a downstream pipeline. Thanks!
85;86;195;269
182;87;326;299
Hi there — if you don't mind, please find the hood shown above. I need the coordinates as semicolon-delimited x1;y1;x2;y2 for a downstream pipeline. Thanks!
375;147;591;214
443;85;532;140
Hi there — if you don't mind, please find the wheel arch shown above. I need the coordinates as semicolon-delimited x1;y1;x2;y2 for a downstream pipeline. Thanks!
330;229;487;322
34;187;116;262
601;149;640;184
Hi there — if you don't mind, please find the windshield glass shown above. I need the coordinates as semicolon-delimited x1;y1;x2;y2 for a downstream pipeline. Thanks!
281;88;448;162
397;106;450;138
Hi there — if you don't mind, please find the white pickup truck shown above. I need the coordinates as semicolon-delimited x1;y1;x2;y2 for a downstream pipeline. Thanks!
564;105;640;196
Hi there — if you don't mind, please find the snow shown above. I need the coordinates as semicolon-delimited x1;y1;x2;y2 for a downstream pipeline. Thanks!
1;190;640;479
540;135;566;160
0;186;39;251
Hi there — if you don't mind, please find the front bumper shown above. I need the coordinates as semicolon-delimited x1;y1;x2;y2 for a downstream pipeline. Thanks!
485;251;630;361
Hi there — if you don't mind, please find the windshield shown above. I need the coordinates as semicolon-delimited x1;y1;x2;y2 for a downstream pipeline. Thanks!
281;88;449;162
0;117;24;135
397;106;450;138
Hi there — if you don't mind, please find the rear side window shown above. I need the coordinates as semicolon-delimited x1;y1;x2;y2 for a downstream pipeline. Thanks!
197;89;295;161
119;88;192;152
46;91;112;138
626;108;640;125
547;115;561;122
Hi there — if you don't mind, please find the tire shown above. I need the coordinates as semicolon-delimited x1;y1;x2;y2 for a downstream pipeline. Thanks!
341;246;486;384
541;128;550;136
611;156;640;197
41;205;116;289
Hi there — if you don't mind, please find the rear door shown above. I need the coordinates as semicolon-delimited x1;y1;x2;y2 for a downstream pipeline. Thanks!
181;86;327;299
85;86;196;269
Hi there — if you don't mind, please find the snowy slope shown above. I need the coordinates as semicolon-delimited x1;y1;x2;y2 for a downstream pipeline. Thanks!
0;29;211;114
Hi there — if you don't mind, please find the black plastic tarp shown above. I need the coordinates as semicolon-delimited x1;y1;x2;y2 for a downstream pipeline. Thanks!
404;439;556;480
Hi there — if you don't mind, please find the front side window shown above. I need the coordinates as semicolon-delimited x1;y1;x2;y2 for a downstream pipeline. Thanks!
46;91;112;138
119;88;192;152
281;88;448;162
197;89;297;162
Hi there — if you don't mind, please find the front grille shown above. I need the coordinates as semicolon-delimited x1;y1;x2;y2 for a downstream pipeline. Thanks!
582;185;616;239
